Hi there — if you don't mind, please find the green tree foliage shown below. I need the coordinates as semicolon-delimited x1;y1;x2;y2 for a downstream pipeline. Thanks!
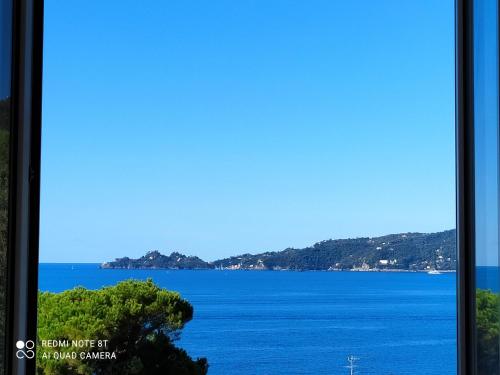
105;231;457;272
213;230;456;271
37;279;208;375
477;289;500;375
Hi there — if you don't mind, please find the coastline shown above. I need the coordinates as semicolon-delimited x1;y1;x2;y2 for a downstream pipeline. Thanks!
38;263;457;273
97;266;456;273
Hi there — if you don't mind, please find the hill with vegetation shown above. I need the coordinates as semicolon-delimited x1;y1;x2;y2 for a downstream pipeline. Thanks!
102;230;456;271
101;251;212;270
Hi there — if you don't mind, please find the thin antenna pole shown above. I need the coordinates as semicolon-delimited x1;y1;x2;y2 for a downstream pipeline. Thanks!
346;355;359;375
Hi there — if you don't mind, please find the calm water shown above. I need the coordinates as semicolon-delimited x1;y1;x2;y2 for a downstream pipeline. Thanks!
39;264;457;375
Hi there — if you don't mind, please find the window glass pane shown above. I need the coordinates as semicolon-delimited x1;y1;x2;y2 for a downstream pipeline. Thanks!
0;0;12;373
38;1;456;374
474;0;500;374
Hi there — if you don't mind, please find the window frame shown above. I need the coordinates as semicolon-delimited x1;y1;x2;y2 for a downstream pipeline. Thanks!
4;0;43;374
456;0;477;374
456;0;500;374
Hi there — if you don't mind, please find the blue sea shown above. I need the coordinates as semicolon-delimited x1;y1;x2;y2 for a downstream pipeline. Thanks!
39;264;457;375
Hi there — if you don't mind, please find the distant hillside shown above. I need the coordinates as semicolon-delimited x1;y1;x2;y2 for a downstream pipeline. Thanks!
101;230;456;271
101;251;211;269
213;230;456;271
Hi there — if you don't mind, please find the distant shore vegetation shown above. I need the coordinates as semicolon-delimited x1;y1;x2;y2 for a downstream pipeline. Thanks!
101;230;456;272
37;279;207;375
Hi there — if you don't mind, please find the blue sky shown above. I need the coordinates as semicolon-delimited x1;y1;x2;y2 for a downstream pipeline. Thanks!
40;0;455;263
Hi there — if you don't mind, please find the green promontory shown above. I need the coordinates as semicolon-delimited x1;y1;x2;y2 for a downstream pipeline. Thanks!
103;229;456;271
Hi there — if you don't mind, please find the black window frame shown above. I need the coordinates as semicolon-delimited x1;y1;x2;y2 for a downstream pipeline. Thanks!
456;0;500;374
1;0;494;374
456;0;476;374
4;0;43;374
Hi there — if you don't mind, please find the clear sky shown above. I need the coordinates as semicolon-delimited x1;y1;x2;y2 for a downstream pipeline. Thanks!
40;0;455;263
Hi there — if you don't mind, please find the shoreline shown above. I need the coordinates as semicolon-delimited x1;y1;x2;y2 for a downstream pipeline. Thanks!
38;264;459;273
96;267;457;273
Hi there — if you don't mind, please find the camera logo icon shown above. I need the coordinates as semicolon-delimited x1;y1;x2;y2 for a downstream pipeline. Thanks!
15;340;35;359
